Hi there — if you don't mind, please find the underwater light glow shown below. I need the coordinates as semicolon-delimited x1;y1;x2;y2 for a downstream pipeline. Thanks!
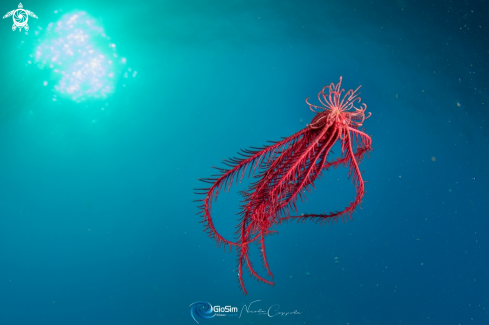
35;11;127;102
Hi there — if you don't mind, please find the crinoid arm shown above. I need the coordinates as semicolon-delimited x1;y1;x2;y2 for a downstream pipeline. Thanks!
280;128;372;225
231;125;339;294
195;127;309;248
236;236;275;295
196;128;313;295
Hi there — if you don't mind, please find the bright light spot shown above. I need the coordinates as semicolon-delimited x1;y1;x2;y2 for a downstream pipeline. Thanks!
132;71;137;77
34;11;126;103
54;10;58;14
43;81;48;86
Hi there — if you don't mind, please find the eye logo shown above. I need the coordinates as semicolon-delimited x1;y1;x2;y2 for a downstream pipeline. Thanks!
3;3;38;32
189;301;215;324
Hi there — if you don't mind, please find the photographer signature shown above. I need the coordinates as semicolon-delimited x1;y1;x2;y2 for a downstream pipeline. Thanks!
239;300;301;318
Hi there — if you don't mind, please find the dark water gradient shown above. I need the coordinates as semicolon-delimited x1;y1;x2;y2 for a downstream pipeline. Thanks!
0;0;488;324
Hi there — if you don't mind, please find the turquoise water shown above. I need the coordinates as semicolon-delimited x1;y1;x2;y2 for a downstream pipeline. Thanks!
1;0;488;324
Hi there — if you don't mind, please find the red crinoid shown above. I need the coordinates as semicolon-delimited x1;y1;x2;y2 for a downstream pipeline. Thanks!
196;77;372;294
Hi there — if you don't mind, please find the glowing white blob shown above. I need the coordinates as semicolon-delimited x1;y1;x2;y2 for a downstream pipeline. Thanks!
35;11;126;103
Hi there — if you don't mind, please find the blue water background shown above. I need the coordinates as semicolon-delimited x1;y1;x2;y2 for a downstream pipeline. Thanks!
0;0;488;324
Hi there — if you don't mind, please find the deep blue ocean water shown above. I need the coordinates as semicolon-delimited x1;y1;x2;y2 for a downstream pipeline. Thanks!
0;0;488;324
